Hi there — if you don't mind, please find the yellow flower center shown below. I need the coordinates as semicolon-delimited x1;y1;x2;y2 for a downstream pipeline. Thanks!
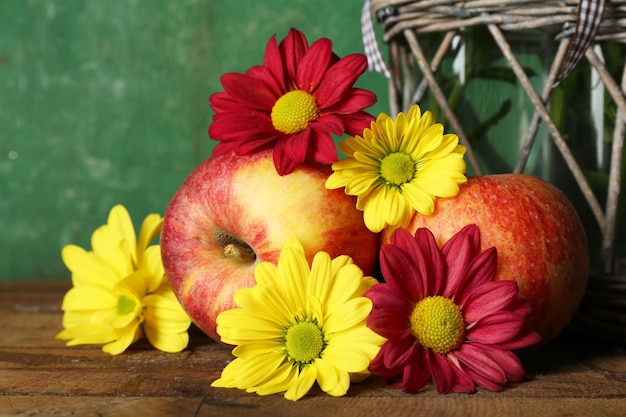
116;295;137;316
409;296;465;355
284;321;325;365
379;152;416;186
271;90;320;134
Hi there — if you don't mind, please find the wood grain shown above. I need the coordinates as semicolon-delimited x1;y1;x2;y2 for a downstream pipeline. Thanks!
1;281;626;417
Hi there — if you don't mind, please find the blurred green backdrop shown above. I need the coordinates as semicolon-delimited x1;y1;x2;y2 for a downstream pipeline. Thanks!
1;0;389;280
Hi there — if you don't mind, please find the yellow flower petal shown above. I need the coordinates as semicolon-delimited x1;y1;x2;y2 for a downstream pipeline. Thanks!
140;245;165;293
362;187;390;233
324;297;372;333
284;363;317;401
231;340;283;360
322;344;372;374
233;351;287;388
315;358;350;397
314;358;347;396
61;245;119;289
217;308;284;343
402;182;436;215
276;245;309;310
246;363;299;396
253;261;278;287
144;323;189;352
136;213;162;266
102;322;141;355
56;323;116;345
91;225;131;279
211;357;247;388
107;205;137;255
323;263;363;314
235;284;293;326
61;286;117;311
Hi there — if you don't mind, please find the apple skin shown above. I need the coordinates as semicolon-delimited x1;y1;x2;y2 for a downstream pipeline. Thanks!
161;149;379;342
383;174;589;346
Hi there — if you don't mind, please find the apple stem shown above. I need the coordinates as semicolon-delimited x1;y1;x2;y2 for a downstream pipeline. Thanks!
223;243;256;263
214;229;257;263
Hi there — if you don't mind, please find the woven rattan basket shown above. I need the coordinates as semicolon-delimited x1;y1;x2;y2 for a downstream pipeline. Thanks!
364;0;626;343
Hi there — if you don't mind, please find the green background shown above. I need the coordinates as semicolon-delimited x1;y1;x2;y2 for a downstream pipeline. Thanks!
1;0;390;280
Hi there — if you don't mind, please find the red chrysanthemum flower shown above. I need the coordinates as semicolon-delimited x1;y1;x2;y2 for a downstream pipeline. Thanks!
366;225;540;394
208;28;377;175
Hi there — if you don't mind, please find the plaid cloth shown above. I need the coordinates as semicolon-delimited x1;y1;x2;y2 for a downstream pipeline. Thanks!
361;0;391;78
559;0;606;81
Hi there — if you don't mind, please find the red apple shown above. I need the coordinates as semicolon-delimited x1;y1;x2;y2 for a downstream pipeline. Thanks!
161;149;379;342
383;174;588;346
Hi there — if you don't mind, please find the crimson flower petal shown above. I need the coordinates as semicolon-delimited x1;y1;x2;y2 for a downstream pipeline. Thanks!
461;280;518;323
280;28;309;81
453;343;510;391
366;282;411;312
220;73;276;111
400;348;430;393
296;38;333;92
324;88;378;115
493;328;541;350
412;228;445;294
311;114;344;136
369;337;416;377
367;307;411;340
233;136;281;155
454;247;498;307
472;344;526;383
209;110;274;141
263;34;287;89
467;311;526;345
212;141;238;157
272;130;310;175
306;129;339;164
245;64;285;97
209;92;240;112
441;224;482;298
427;350;475;394
339;111;376;136
380;241;426;302
316;68;366;109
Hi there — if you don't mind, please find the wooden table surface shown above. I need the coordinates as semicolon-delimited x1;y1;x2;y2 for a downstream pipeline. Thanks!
1;281;626;417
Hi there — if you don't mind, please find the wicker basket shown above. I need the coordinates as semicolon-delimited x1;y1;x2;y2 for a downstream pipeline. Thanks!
365;0;626;343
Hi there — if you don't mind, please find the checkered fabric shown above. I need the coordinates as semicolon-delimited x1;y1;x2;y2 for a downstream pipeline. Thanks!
559;0;606;81
361;0;391;78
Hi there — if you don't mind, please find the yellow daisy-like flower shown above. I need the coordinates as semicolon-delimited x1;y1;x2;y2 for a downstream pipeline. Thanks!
325;104;467;233
56;205;191;355
211;238;385;401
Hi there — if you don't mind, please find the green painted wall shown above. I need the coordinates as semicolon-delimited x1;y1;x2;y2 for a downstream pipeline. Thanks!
1;0;389;280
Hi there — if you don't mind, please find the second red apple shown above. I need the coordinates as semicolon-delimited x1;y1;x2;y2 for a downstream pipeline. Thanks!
383;174;589;346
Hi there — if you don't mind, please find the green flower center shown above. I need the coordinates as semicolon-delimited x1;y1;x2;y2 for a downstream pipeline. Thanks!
379;152;416;186
116;295;137;316
284;321;325;365
271;90;320;134
409;296;465;355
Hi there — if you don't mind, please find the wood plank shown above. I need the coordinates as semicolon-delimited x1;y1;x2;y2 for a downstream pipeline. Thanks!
0;395;204;417
196;396;626;417
2;281;626;417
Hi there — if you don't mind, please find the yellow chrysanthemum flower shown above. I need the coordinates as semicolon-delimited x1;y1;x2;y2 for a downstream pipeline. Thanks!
211;238;385;401
56;205;191;355
325;104;467;233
